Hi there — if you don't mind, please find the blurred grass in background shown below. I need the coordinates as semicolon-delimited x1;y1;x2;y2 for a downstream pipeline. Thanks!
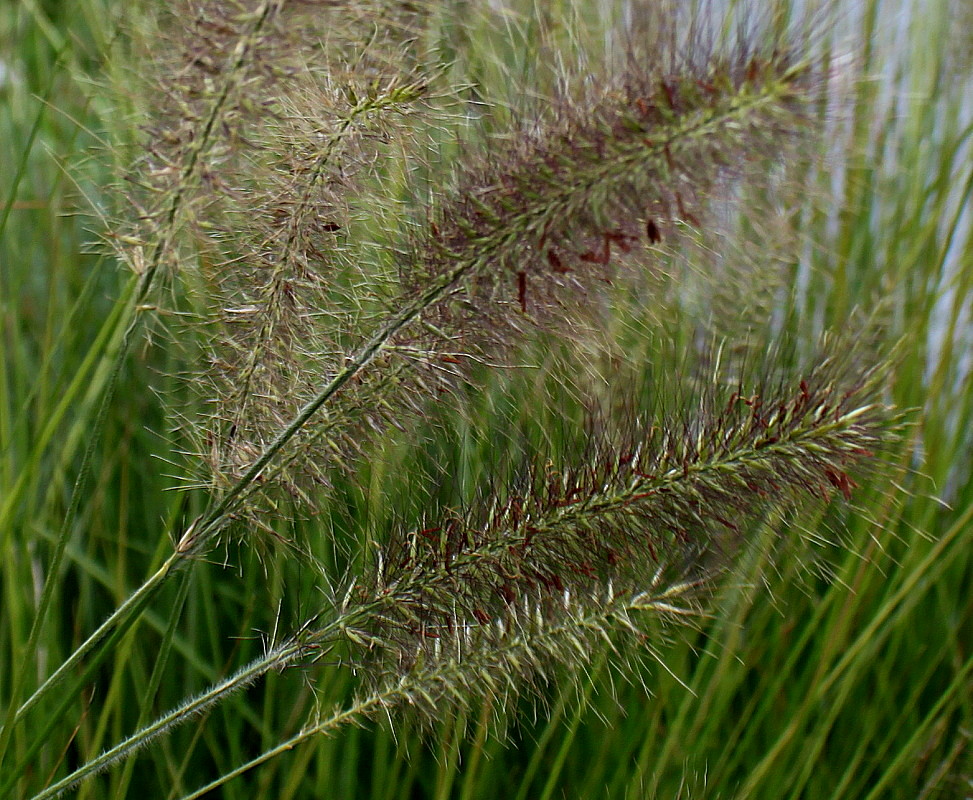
1;0;970;798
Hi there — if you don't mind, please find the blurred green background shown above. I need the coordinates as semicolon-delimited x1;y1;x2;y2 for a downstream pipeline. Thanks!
1;0;970;797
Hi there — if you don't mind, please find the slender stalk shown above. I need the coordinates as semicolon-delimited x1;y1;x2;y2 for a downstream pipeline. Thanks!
173;587;695;800
0;275;141;776
29;590;415;798
36;353;889;796
0;0;286;746
174;694;391;800
29;638;308;800
8;551;179;740
19;57;809;742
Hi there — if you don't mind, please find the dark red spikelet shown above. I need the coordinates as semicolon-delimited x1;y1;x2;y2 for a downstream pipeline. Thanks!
646;218;661;244
824;467;857;501
517;270;528;312
635;97;655;117
746;58;762;83
580;236;610;265
547;248;571;273
676;192;701;227
605;230;634;253
661;78;678;108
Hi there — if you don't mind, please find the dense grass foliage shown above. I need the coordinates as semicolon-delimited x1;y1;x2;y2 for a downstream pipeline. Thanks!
1;1;970;798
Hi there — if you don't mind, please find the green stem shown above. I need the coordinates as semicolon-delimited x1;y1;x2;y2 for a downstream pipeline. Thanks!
175;695;390;800
10;58;813;791
12;549;181;724
732;498;973;798
0;274;141;778
173;593;679;798
29;638;307;800
0;0;285;757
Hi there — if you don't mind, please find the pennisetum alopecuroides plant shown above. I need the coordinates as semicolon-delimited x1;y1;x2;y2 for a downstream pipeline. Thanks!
4;1;900;796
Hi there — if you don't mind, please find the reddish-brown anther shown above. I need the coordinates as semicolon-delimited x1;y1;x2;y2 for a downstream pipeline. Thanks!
824;468;857;501
646;218;662;244
660;78;678;109
547;249;571;273
580;236;610;265
605;230;635;253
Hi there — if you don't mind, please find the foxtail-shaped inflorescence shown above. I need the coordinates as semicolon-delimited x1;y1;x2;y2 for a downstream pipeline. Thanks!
127;5;828;532
337;347;893;695
29;340;896;799
24;3;905;796
408;41;815;332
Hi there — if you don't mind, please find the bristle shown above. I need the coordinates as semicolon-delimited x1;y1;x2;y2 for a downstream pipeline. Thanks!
117;1;827;529
330;343;896;713
87;0;899;769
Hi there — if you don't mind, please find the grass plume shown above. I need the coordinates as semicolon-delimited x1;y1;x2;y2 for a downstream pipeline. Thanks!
135;3;825;524
8;1;963;797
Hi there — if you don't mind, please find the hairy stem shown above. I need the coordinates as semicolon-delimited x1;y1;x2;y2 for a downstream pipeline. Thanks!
35;355;889;797
1;0;286;758
13;42;823;791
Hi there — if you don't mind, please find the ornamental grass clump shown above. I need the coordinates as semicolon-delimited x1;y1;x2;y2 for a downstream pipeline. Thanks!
341;351;890;701
4;2;903;797
128;0;823;526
